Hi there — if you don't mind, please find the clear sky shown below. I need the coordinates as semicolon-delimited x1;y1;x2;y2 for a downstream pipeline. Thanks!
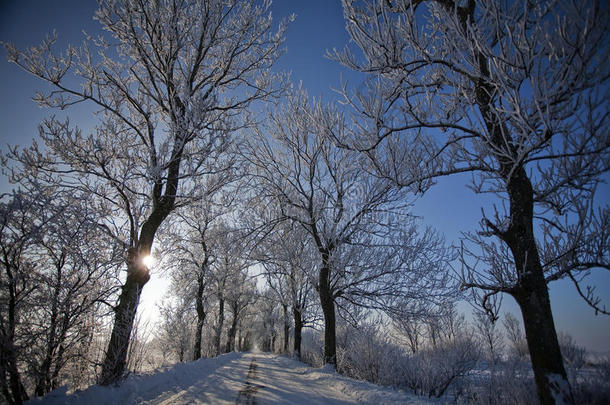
1;0;608;352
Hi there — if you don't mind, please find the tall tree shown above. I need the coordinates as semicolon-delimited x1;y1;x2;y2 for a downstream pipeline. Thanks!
243;89;451;367
4;0;287;384
333;0;609;402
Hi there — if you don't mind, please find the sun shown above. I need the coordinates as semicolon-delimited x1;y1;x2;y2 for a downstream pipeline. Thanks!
141;254;155;268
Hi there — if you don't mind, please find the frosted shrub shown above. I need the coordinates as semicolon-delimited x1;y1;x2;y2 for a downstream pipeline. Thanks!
456;357;536;405
401;337;479;398
337;324;404;385
300;330;324;368
569;356;610;405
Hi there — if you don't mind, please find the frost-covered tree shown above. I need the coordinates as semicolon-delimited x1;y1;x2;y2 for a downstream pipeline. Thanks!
473;310;503;364
156;296;193;363
252;219;318;359
26;194;121;396
243;89;451;367
333;0;609;402
224;267;256;353
160;176;236;360
0;188;121;404
3;0;287;385
503;312;528;360
0;193;37;405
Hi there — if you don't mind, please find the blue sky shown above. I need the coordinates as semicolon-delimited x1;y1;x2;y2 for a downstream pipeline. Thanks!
1;0;608;352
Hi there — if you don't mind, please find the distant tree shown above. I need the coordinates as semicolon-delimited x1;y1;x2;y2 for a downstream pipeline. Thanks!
473;310;503;364
253;219;318;359
256;288;281;352
4;0;287;385
156;296;193;363
205;227;249;356
334;0;609;402
224;268;256;353
160;178;235;360
243;89;452;367
503;312;528;360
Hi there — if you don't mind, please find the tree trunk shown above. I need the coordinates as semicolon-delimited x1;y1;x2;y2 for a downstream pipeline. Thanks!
503;170;574;404
282;304;289;353
98;249;149;386
318;265;336;367
0;348;28;405
515;284;571;404
214;298;224;356
473;54;574;402
225;311;238;353
193;271;206;360
35;265;61;396
293;306;303;360
1;282;29;404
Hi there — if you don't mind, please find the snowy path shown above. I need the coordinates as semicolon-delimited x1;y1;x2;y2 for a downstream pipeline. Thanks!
30;352;431;405
141;353;254;405
247;352;412;404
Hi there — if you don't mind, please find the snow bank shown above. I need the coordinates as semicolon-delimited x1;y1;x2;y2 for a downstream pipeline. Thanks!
26;352;241;405
253;353;437;405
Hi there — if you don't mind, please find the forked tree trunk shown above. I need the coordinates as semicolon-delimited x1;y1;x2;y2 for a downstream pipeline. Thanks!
99;249;149;385
503;169;574;404
318;264;336;366
472;48;574;402
293;306;303;360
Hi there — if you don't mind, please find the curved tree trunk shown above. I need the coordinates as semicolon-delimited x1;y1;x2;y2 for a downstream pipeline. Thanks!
99;249;149;385
471;40;574;401
193;270;206;360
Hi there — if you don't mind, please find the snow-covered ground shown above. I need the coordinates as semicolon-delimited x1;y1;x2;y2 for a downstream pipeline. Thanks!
27;351;436;404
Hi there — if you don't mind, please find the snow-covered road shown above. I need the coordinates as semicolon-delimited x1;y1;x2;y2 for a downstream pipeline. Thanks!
29;352;432;404
145;352;417;405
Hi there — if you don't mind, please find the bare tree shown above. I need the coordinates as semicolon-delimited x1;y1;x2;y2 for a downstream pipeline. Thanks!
156;296;193;364
160;179;235;360
224;268;256;353
253;219;318;359
0;192;37;405
333;0;609;402
503;312;528;360
3;0;287;385
243;88;452;367
473;310;504;364
27;193;121;397
0;188;121;404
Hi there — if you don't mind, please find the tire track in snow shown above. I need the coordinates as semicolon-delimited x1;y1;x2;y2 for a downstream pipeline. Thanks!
235;357;264;405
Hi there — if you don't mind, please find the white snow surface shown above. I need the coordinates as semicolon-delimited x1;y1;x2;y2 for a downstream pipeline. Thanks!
27;351;435;404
